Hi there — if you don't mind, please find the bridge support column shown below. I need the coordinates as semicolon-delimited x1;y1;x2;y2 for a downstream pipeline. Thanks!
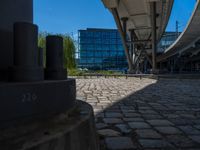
111;9;134;73
121;17;134;73
121;17;128;40
129;29;135;64
151;2;158;73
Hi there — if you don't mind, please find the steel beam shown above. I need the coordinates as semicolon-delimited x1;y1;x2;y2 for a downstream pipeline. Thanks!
151;2;157;72
121;17;128;39
129;29;134;62
144;53;153;67
111;9;134;73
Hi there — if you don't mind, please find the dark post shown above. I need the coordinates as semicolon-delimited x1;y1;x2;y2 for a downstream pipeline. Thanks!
129;29;134;62
111;9;134;73
45;35;67;80
121;17;128;41
13;22;44;82
151;2;157;72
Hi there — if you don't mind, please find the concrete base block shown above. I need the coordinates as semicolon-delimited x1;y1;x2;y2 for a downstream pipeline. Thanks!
0;100;99;150
0;79;76;123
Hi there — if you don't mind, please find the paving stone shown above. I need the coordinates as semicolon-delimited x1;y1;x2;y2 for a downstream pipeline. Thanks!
121;109;136;113
96;123;108;129
105;137;136;150
155;126;183;135
166;135;197;148
194;125;200;130
95;113;104;118
93;109;103;114
142;114;163;119
106;109;121;113
123;118;144;122
105;112;123;118
147;119;174;126
189;135;200;144
98;129;121;137
163;114;180;119
180;114;197;119
139;139;173;149
136;129;162;139
123;113;141;118
139;110;158;114
86;99;98;103
128;122;151;129
170;119;194;126
115;124;132;134
76;78;200;149
103;118;123;124
178;126;200;135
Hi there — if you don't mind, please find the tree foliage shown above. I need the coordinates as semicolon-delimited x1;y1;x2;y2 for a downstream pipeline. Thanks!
63;36;76;69
38;32;76;69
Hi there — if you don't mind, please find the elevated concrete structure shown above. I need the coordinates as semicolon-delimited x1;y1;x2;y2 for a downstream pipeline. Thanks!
102;0;173;41
157;0;200;62
102;0;174;73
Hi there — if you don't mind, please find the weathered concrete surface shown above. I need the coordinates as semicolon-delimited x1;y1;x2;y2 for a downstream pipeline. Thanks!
0;0;33;74
76;77;200;150
0;100;99;150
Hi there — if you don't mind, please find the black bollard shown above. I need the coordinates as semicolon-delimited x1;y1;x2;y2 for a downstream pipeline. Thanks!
13;22;44;82
45;35;67;80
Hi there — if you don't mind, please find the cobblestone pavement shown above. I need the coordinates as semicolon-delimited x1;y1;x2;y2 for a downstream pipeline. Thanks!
76;77;200;150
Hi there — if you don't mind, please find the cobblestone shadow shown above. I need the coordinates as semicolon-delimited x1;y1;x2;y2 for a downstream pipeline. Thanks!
76;77;200;150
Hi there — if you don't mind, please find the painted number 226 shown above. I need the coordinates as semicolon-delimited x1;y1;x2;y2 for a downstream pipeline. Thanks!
22;93;38;102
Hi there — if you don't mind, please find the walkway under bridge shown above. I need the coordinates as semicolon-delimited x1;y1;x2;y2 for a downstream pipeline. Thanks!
102;0;200;73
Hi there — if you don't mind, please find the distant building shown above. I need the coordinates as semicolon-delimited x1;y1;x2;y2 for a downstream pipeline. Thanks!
77;28;127;71
157;31;179;53
77;29;179;71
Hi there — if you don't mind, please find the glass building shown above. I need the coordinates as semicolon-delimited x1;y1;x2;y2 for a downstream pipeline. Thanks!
77;28;127;71
77;29;179;71
157;31;179;53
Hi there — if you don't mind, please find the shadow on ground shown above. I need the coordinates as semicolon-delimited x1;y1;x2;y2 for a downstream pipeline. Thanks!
79;77;200;150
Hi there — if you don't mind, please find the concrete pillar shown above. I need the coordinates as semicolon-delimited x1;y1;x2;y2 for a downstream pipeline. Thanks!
151;2;157;72
45;36;67;80
0;0;33;80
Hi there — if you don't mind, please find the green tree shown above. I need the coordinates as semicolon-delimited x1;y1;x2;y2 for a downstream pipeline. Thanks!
63;35;76;69
38;32;76;69
38;32;47;67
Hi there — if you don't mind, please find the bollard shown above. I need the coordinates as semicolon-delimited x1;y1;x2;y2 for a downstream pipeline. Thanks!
13;22;44;82
45;35;67;80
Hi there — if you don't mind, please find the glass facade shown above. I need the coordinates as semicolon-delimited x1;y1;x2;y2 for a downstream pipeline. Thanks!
157;31;179;53
76;29;179;71
77;28;127;71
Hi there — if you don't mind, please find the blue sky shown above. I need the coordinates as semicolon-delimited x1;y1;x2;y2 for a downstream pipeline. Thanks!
34;0;196;34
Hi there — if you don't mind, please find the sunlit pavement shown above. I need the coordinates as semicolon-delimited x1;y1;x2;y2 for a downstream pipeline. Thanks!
76;77;200;150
